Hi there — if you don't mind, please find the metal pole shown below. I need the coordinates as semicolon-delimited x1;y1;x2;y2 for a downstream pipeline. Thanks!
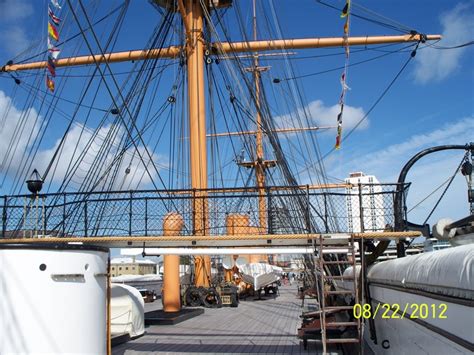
84;201;88;238
62;194;66;236
358;183;364;233
267;187;273;234
2;196;7;238
23;197;27;238
129;192;133;236
144;198;148;236
35;195;38;238
323;194;329;233
42;196;46;237
305;185;311;233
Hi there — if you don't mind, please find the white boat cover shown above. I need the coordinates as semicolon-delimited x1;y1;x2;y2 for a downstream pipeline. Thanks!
111;283;145;338
367;244;474;300
239;263;280;290
112;274;162;282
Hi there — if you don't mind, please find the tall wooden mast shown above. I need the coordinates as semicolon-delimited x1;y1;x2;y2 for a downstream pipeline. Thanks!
252;0;268;234
184;0;211;287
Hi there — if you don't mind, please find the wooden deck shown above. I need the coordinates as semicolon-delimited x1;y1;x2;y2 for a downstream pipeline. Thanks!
112;284;330;354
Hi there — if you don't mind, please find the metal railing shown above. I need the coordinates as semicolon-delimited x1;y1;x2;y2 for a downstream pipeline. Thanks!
1;183;408;239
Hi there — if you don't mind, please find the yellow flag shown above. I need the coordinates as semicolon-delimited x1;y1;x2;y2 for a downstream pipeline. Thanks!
48;22;59;41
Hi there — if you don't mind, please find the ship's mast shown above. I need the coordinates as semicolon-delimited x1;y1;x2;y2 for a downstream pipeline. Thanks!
252;0;266;234
184;0;211;287
236;0;274;234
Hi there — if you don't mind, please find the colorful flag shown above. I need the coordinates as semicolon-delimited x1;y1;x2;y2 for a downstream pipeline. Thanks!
48;7;61;26
48;22;59;41
47;39;61;59
50;0;61;9
46;75;55;92
47;56;56;77
341;0;350;18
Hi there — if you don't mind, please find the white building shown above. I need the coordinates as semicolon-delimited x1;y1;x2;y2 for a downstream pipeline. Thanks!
345;172;385;233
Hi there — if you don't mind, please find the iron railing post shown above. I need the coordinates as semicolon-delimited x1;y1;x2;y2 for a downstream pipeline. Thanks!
62;194;66;236
84;201;88;237
144;197;148;236
267;187;273;234
358;183;365;233
192;189;196;235
2;196;7;238
42;196;46;236
129;192;133;236
323;194;329;233
305;185;311;233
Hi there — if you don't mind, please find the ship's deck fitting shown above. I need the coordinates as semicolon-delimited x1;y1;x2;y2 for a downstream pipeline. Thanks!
112;284;332;355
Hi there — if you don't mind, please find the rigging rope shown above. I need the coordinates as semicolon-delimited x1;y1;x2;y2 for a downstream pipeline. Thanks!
422;155;466;225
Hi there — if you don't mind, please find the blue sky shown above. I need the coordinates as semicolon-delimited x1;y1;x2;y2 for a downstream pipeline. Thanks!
0;0;473;230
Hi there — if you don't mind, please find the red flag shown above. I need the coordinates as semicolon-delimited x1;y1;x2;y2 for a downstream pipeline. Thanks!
48;7;61;26
47;56;56;77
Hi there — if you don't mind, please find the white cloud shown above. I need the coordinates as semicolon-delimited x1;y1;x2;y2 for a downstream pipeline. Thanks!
338;117;474;181
0;90;41;176
276;99;368;132
37;124;162;191
327;117;474;224
0;90;162;192
414;3;474;83
0;0;33;22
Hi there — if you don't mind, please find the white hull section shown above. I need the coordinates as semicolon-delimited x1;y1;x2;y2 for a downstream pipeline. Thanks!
365;284;473;354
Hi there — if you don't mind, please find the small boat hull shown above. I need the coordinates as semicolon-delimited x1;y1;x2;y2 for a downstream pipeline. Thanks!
238;263;280;291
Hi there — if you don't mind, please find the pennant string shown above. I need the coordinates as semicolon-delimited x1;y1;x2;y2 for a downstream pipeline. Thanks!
46;1;61;92
335;0;351;150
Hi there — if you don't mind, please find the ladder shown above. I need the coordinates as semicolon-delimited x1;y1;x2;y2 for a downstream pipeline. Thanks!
317;235;361;354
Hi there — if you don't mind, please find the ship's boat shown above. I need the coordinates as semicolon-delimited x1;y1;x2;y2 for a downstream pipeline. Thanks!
238;262;281;291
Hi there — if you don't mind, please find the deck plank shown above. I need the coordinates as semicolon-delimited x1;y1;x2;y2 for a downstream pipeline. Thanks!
112;284;330;354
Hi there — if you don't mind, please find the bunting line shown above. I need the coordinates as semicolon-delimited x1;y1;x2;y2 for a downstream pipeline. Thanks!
335;0;351;150
46;1;61;93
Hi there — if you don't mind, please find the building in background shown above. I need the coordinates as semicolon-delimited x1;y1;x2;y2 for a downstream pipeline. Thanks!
345;172;385;233
110;257;157;277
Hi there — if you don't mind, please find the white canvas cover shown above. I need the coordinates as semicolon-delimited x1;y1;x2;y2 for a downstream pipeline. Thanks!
239;263;280;290
367;244;474;300
111;283;145;338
